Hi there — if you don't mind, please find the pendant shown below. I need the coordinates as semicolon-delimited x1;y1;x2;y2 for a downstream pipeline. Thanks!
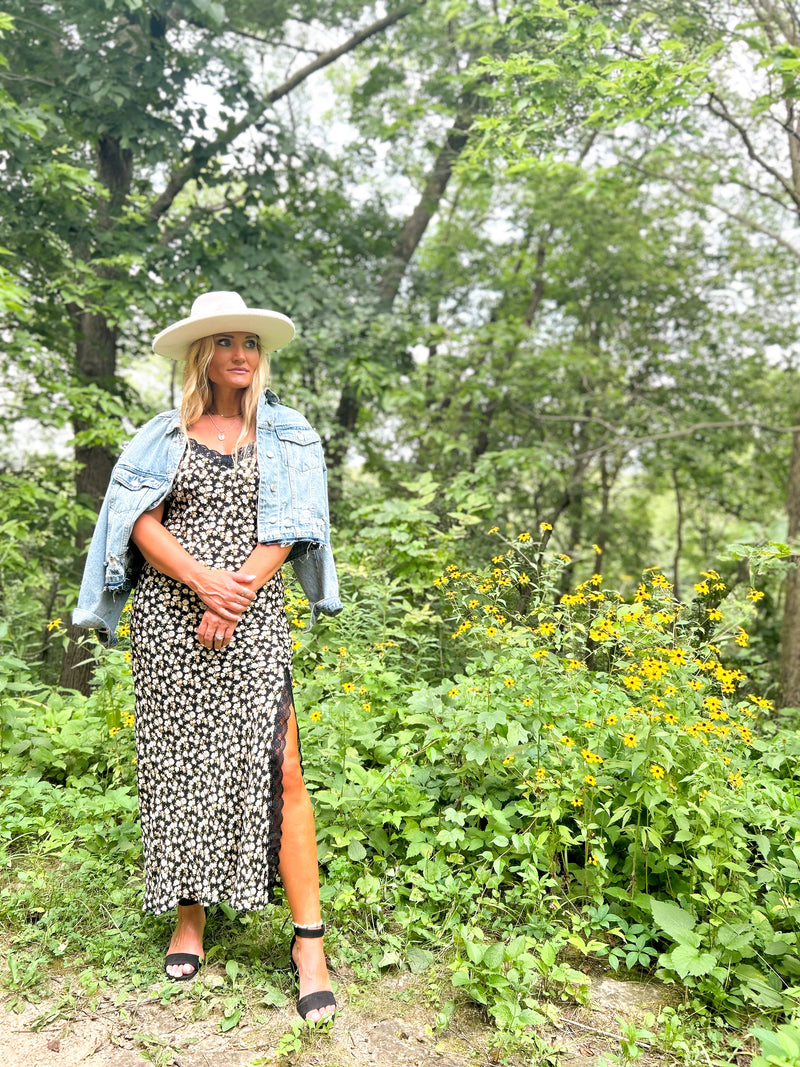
217;432;225;441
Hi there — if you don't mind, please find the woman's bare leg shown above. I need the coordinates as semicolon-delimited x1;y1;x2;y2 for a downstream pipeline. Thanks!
278;704;335;1022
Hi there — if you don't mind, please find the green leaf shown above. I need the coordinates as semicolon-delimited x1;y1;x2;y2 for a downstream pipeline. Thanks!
664;944;717;979
483;943;505;970
220;1008;242;1032
649;898;700;947
407;947;435;974
347;839;367;861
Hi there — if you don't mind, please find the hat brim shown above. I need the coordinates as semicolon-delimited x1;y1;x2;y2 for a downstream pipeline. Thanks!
152;310;295;361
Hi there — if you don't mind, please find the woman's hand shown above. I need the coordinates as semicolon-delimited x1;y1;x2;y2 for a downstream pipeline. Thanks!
192;568;257;620
197;609;238;649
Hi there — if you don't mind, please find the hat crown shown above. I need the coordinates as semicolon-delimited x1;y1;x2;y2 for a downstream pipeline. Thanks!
190;291;248;320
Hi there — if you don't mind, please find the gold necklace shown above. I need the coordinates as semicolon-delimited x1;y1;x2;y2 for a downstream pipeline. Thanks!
207;411;241;442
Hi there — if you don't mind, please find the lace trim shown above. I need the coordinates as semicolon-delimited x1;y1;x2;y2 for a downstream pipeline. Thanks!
189;439;255;467
265;665;299;901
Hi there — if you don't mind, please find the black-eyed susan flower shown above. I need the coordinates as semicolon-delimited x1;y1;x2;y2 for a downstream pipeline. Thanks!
622;733;637;748
649;764;665;779
584;774;596;786
342;682;355;693
310;710;322;722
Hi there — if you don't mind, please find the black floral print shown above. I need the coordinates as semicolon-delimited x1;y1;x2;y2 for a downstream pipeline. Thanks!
130;440;293;915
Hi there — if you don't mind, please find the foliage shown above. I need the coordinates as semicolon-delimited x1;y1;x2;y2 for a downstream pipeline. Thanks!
3;487;800;1063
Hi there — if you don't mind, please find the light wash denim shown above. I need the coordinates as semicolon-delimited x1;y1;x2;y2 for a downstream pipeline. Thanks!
73;390;342;645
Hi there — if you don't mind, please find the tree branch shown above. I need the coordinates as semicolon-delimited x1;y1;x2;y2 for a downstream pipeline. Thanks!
623;158;800;264
148;2;422;223
707;91;800;209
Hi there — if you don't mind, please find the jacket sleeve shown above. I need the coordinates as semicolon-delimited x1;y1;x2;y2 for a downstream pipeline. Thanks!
290;541;343;625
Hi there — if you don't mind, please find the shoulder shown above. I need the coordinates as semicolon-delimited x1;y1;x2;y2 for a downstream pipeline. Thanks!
260;392;313;430
119;409;180;458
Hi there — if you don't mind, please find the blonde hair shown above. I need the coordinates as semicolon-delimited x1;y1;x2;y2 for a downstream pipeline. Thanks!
181;334;269;452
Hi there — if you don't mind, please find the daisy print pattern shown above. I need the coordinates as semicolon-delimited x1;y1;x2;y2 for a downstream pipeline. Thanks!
130;440;294;915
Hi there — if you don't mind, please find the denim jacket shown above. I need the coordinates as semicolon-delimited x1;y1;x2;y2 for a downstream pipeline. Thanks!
73;390;342;645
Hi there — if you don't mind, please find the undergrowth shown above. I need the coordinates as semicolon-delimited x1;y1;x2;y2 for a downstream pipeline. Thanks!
2;482;800;1061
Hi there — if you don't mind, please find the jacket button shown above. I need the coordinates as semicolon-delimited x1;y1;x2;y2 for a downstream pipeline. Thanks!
266;450;274;458
270;484;277;492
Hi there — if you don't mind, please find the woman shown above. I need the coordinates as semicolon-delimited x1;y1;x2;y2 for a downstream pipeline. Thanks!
74;291;341;1024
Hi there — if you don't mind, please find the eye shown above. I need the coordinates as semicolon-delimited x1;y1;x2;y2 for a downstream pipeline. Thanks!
245;338;258;349
217;337;231;347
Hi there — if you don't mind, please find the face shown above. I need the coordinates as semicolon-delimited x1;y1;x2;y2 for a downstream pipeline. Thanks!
207;332;261;391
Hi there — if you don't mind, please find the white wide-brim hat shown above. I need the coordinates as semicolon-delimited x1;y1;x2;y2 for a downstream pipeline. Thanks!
152;291;295;360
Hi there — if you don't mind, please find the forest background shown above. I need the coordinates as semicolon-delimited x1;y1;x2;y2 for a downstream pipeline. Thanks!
6;0;800;1062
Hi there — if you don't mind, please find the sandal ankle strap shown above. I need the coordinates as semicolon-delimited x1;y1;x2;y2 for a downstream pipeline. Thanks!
293;922;325;938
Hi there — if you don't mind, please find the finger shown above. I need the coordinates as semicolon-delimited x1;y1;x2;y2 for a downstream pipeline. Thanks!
232;573;257;584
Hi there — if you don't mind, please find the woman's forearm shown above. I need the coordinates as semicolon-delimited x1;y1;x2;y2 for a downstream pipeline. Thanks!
131;509;206;590
239;543;294;590
131;508;256;620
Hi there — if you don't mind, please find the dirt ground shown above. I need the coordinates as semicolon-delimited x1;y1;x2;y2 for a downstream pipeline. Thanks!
0;967;685;1067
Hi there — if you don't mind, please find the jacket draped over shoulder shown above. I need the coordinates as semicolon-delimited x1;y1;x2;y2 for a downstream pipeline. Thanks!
73;390;342;645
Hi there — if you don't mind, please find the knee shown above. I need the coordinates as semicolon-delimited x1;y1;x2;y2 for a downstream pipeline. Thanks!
281;752;306;797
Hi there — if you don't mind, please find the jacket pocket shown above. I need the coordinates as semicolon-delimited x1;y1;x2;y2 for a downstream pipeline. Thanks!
275;425;323;472
108;464;170;513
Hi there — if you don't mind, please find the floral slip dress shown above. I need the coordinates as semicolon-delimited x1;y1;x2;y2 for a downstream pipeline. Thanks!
130;439;293;915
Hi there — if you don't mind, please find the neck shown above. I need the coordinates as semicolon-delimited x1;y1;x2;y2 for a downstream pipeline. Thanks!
209;386;244;418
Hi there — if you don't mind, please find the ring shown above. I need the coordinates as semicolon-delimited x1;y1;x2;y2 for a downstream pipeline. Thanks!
215;632;224;639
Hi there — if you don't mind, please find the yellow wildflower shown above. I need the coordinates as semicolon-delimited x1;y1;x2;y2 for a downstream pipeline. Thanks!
622;733;637;748
649;764;665;780
310;710;322;722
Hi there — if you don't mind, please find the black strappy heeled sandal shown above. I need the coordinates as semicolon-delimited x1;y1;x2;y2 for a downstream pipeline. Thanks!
164;951;204;981
289;923;337;1023
165;901;205;982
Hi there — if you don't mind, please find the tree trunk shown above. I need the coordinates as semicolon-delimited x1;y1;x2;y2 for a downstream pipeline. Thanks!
59;307;119;693
325;110;475;495
780;427;800;707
